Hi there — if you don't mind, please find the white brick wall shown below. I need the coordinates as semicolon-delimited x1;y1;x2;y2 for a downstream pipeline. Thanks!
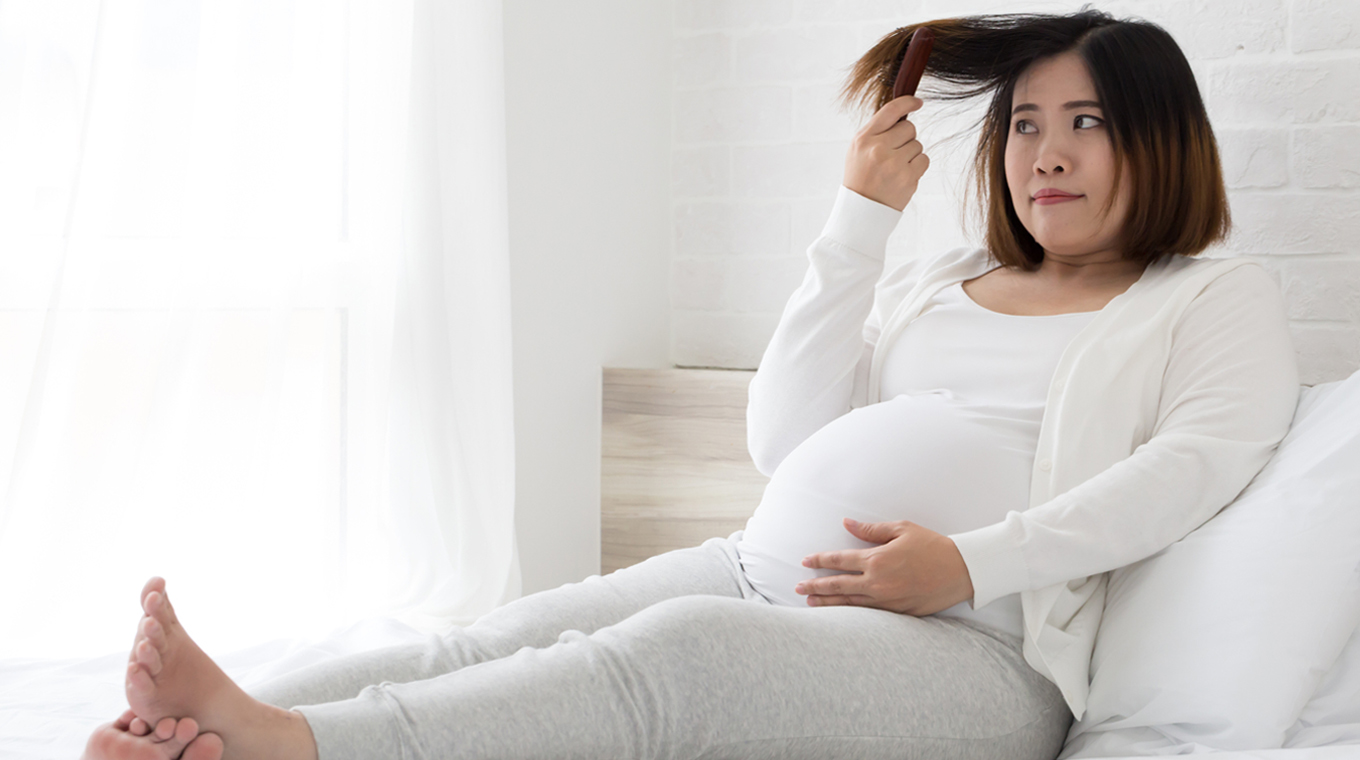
670;0;1360;384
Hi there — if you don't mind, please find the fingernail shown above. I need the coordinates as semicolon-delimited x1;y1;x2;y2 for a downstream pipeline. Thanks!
801;557;811;567
845;518;858;525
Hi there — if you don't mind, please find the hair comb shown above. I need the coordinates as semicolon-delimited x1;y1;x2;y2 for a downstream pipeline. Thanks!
892;26;934;99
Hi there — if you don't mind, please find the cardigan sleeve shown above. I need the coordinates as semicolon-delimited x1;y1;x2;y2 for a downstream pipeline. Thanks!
951;264;1301;608
745;185;903;477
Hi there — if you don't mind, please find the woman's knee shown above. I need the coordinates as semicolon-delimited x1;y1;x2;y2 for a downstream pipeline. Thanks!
624;594;756;634
587;595;765;664
596;594;815;677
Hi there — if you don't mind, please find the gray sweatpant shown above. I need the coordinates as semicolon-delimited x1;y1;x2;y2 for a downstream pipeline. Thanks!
250;530;1073;760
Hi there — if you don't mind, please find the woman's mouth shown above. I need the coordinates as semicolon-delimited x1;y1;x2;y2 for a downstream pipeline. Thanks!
1033;190;1083;205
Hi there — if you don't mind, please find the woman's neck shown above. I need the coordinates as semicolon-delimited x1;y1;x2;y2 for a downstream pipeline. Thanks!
1032;252;1148;288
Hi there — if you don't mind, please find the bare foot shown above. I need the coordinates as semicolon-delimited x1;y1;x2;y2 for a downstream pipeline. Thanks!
82;708;224;760
124;578;251;733
124;578;320;760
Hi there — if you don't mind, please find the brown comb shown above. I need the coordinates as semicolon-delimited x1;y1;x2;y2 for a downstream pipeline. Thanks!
892;26;934;99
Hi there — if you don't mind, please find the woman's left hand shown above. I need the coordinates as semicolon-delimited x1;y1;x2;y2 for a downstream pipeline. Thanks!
797;519;975;616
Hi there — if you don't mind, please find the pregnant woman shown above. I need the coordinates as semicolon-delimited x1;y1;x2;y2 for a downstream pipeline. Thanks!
85;10;1298;760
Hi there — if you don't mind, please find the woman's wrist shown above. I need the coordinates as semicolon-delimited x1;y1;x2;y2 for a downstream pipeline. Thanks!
822;185;904;258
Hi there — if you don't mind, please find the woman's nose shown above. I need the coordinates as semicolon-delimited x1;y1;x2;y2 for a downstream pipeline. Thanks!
1034;136;1069;175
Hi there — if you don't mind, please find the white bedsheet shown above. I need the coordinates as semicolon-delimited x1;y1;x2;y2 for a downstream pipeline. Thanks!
3;616;1358;760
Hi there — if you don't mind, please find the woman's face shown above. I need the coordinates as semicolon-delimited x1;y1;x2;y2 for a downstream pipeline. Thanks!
1004;51;1131;263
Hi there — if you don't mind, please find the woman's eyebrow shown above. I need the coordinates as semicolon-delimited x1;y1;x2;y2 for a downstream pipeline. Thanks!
1010;100;1103;116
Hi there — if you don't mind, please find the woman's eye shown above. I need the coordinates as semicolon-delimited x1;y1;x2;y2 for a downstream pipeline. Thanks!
1014;120;1036;134
1074;114;1104;129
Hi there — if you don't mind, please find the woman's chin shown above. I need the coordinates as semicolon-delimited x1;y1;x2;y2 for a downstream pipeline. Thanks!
1031;237;1117;261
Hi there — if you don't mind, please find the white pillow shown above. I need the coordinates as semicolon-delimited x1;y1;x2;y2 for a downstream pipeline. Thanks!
1283;379;1360;752
1285;609;1360;748
1059;371;1360;758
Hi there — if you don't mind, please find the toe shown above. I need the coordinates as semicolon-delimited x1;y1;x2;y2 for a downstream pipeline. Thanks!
127;661;158;707
151;717;201;759
145;589;179;628
130;716;152;736
153;716;177;741
174;718;199;744
145;591;164;620
136;638;164;676
135;615;163;653
181;733;224;760
143;616;166;649
114;709;137;731
141;577;166;607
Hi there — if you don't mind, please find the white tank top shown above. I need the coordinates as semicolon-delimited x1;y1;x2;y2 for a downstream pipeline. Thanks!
736;279;1097;638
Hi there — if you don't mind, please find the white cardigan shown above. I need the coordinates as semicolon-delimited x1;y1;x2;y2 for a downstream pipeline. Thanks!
747;186;1300;720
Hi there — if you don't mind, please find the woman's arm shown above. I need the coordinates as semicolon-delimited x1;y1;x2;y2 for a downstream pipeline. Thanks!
950;264;1301;609
747;95;931;477
745;186;902;476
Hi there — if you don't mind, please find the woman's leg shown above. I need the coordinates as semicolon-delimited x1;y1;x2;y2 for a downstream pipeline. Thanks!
296;595;1073;760
249;531;763;709
110;533;764;760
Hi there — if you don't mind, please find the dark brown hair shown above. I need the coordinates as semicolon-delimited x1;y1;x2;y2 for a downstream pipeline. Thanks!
840;9;1230;270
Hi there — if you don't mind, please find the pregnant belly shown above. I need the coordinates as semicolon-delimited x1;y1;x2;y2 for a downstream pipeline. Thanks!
736;392;1034;609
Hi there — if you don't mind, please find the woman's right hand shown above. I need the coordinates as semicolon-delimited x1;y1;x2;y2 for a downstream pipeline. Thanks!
842;95;930;212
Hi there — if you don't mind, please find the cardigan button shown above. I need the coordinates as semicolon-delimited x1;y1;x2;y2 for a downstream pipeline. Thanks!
1038;459;1052;471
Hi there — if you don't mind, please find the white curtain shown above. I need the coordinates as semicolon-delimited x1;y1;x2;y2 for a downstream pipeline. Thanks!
0;0;519;660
